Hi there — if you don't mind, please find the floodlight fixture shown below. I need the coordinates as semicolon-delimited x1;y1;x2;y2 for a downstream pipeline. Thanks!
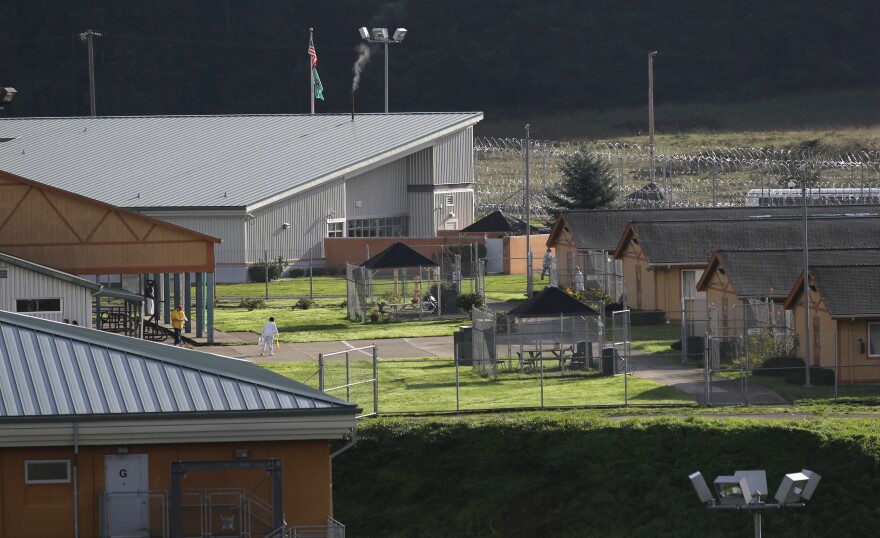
774;471;813;504
799;469;821;501
689;471;713;504
371;27;389;41
359;25;408;113
0;87;16;104
714;475;753;506
358;27;370;40
392;28;407;41
734;470;768;501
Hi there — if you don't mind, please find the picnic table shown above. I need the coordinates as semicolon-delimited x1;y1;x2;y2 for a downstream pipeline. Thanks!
516;340;575;372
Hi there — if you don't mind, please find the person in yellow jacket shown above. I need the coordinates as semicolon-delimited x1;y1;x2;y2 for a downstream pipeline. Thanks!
171;304;187;347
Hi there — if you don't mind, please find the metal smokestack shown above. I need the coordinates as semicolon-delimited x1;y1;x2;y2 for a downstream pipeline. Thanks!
352;94;355;122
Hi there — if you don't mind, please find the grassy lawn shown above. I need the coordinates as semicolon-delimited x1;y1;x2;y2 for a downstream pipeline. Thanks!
263;358;695;412
214;276;347;298
741;374;880;404
215;299;464;342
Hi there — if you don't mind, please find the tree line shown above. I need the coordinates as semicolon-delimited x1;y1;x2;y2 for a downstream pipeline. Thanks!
2;1;878;133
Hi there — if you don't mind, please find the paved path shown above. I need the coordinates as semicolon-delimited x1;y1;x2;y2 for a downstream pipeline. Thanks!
193;332;787;406
632;354;789;406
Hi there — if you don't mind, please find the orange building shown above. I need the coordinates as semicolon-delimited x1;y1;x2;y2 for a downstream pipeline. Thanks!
0;311;359;538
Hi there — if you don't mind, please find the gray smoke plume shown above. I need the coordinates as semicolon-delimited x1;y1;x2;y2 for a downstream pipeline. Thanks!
351;42;372;94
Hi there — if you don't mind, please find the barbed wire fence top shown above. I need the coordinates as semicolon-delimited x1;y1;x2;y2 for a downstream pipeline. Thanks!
474;138;880;221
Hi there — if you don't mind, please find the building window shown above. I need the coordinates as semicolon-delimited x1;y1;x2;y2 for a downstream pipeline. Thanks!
16;298;62;313
868;323;880;358
327;219;345;238
25;460;71;484
347;216;408;238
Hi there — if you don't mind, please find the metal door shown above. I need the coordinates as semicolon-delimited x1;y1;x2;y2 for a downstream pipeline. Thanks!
104;454;150;538
485;238;503;274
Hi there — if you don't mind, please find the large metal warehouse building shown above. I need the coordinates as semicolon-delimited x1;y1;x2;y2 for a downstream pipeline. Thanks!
0;112;482;282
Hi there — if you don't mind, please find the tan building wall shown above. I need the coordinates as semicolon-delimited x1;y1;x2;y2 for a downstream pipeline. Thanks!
0;439;333;538
619;241;655;312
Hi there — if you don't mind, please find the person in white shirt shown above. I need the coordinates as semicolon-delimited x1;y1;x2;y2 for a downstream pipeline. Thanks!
573;267;585;293
260;316;279;356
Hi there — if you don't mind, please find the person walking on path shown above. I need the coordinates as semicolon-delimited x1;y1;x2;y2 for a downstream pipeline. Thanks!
541;248;553;280
260;316;279;356
573;267;585;293
171;304;187;346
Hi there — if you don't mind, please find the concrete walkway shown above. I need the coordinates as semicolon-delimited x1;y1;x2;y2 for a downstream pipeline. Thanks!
632;354;789;406
193;331;787;406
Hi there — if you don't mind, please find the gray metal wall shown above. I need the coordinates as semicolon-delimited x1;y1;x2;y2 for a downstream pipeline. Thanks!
346;159;411;218
434;127;474;185
146;215;246;266
0;264;93;327
434;190;475;231
408;191;435;236
401;147;434;186
249;178;346;263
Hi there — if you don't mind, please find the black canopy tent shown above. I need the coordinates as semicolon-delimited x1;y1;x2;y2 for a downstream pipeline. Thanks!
460;210;538;235
360;241;439;269
506;285;600;318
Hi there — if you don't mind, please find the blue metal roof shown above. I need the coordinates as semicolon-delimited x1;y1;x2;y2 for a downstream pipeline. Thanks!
0;310;357;419
0;112;482;211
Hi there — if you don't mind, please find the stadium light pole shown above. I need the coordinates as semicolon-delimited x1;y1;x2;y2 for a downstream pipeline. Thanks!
358;27;407;113
789;169;811;387
525;124;533;297
648;51;658;184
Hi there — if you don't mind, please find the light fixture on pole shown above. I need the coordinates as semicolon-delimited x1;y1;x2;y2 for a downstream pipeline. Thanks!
525;124;533;297
690;469;820;537
358;26;407;113
788;172;811;387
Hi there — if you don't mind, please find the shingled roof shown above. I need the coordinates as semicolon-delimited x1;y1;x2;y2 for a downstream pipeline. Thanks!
785;265;880;318
551;205;880;252
699;248;880;299
615;216;880;265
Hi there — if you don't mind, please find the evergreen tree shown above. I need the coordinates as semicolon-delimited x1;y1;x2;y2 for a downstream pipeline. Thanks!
547;146;617;209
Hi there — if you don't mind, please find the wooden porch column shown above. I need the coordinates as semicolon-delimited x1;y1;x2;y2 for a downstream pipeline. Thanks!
163;273;172;323
184;273;192;333
207;272;215;344
195;271;204;338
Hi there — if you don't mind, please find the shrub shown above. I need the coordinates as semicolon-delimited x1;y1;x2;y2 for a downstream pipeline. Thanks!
293;297;315;310
238;297;266;311
753;356;806;377
455;292;484;315
289;268;305;278
247;256;286;283
785;365;835;386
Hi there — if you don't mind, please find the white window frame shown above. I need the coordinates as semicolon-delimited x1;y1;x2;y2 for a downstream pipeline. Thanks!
326;218;346;238
25;460;71;484
869;323;880;358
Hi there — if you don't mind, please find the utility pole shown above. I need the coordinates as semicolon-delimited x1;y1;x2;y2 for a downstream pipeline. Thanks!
79;29;102;116
648;51;658;184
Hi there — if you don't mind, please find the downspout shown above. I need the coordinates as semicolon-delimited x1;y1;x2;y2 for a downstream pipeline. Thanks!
73;420;80;538
329;427;358;519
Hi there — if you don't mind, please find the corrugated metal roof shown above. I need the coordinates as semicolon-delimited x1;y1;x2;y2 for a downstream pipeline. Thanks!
0;310;356;419
0;251;101;291
0;112;482;210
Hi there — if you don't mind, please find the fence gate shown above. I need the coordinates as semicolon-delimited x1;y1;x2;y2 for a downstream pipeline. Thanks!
704;335;744;406
471;307;497;378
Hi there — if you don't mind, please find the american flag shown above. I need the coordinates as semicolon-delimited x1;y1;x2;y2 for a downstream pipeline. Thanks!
308;35;318;69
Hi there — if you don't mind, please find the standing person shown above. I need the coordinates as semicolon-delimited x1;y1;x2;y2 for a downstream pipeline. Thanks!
541;248;553;280
171;304;187;347
260;316;279;356
573;267;585;293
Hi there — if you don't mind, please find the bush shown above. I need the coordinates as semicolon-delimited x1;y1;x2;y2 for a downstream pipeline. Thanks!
289;268;305;278
293;298;315;310
785;365;835;386
238;297;266;311
455;292;484;314
247;256;286;283
753;356;805;377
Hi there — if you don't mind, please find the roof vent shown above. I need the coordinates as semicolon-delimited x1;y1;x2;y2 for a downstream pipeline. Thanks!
0;137;14;143
0;268;7;278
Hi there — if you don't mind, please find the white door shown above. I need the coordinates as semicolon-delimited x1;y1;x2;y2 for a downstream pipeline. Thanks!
105;454;150;538
485;238;503;274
